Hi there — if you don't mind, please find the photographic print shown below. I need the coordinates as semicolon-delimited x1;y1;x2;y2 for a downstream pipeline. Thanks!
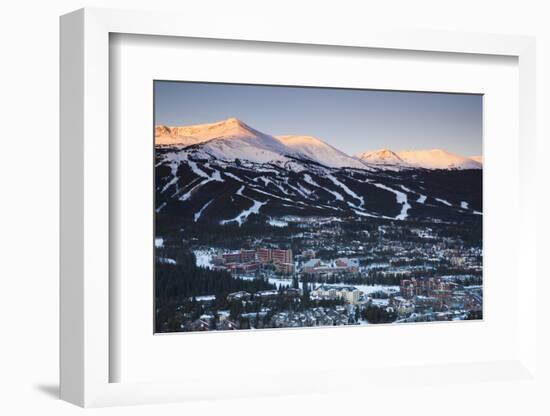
154;81;483;333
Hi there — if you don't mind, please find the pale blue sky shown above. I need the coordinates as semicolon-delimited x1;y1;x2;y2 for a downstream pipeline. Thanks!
154;81;482;157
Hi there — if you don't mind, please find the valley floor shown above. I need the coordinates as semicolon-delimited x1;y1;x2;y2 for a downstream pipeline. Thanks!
155;215;483;332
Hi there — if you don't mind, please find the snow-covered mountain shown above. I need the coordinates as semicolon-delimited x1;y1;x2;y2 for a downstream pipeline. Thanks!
356;148;482;170
355;149;411;170
469;155;483;164
157;118;367;169
154;118;482;228
157;118;481;171
397;149;482;170
182;119;296;165
155;147;482;227
276;135;367;169
155;117;269;147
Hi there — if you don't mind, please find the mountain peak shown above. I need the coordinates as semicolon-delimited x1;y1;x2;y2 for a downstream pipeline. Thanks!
224;117;244;125
356;147;482;170
156;119;481;171
195;117;257;137
216;117;251;131
155;124;170;133
155;117;262;146
356;149;405;165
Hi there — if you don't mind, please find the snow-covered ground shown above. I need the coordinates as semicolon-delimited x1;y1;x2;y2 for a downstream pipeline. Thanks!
237;273;401;301
357;148;482;170
295;181;313;196
325;188;344;201
368;182;410;220
154;237;164;248
304;173;344;201
261;278;399;297
319;283;400;296
326;174;365;208
194;250;214;269
157;118;481;171
395;148;482;170
224;172;244;182
460;201;469;209
268;277;297;288
356;149;407;169
160;177;178;194
220;198;267;226
219;184;269;226
194;199;213;222
179;164;224;202
304;175;344;202
353;209;394;220
155;202;167;213
267;217;288;227
194;295;216;302
248;185;294;203
276;135;367;169
370;298;390;307
435;197;452;207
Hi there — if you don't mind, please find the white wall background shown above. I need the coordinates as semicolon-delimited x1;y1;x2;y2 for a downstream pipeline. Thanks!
0;1;548;415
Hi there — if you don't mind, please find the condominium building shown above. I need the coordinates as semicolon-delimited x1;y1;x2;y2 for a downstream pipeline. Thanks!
275;262;295;275
271;249;293;265
240;249;256;263
256;248;272;263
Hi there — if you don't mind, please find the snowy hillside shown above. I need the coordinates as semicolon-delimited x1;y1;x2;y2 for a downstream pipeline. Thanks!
157;118;481;171
155;117;270;147
355;149;411;170
158;118;365;168
154;118;482;227
396;149;482;170
276;135;367;169
185;124;295;165
357;148;482;170
155;151;482;228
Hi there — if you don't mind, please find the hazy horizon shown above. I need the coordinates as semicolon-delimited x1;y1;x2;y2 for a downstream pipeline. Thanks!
154;81;483;157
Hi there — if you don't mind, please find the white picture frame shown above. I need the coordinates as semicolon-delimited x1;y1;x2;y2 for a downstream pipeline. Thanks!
60;7;538;408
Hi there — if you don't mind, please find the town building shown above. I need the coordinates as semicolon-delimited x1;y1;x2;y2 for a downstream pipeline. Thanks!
303;259;322;273
222;252;242;263
256;248;272;263
335;258;360;273
240;249;256;263
227;291;252;302
271;248;293;265
275;262;295;275
312;285;361;305
302;258;359;276
217;247;293;275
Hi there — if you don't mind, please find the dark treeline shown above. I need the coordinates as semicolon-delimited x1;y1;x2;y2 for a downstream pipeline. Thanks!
155;250;274;330
156;214;300;251
301;270;482;287
361;305;398;324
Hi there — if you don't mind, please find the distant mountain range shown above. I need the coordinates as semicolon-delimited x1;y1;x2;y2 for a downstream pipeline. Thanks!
155;117;482;171
155;118;482;227
356;148;482;171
